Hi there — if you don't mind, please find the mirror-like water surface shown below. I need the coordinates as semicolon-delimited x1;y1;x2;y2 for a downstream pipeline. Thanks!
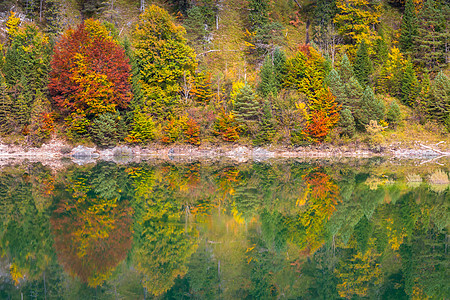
0;159;448;299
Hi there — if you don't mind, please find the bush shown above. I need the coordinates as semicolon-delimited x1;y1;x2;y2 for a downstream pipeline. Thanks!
126;111;156;144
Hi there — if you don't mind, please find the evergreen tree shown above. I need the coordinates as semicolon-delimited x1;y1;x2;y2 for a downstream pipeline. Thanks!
354;40;372;87
233;84;260;123
273;48;286;91
254;100;276;145
374;27;389;65
399;0;418;55
339;54;354;82
326;69;348;106
354;86;385;130
400;60;420;106
345;77;364;109
257;55;277;98
427;71;450;128
339;108;356;137
386;100;401;128
413;0;448;72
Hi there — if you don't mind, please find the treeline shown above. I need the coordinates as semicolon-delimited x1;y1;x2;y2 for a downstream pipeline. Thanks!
0;0;449;147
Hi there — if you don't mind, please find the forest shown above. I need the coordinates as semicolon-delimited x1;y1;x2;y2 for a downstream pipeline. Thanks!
0;0;449;148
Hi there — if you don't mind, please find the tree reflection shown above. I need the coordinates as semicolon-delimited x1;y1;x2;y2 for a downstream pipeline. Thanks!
51;164;133;287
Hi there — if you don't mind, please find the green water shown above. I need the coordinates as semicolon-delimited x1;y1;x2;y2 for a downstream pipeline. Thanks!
0;159;448;299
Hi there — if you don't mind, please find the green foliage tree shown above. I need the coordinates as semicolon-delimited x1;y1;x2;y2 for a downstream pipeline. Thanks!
339;108;356;137
399;0;418;55
233;84;260;123
326;69;347;106
427;71;450;129
1;21;51;134
338;54;354;82
254;100;276;145
257;55;277;98
400;60;420;106
132;5;197;119
354;40;372;87
386;100;401;128
354;86;385;130
413;0;448;72
90;112;127;147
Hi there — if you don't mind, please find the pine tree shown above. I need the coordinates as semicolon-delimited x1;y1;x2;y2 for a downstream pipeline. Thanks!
339;108;356;137
400;60;420;106
427;71;450;127
399;0;418;55
354;40;372;87
339;54;354;82
257;55;277;98
386;100;401;128
413;0;447;72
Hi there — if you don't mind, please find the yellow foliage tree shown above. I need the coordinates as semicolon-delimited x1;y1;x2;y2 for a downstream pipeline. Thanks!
334;0;381;56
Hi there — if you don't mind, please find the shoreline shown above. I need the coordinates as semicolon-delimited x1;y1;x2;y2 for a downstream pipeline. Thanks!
0;139;449;166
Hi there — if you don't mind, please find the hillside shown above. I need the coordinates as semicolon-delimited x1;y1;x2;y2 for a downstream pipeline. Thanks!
0;0;449;150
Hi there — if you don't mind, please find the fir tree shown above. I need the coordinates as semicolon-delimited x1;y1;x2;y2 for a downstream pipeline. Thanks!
386;100;401;128
339;108;356;137
254;100;276;145
257;55;277;98
354;40;372;87
399;0;418;55
413;0;447;72
427;71;450;127
400;60;420;106
354;86;385;130
374;27;389;65
339;54;354;82
273;48;286;91
344;77;364;109
233;84;260;123
326;69;347;106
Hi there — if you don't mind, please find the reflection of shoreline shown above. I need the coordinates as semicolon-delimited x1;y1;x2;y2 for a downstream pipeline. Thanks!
1;140;449;165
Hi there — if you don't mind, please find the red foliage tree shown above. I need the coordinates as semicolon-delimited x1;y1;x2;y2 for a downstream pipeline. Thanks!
48;19;132;117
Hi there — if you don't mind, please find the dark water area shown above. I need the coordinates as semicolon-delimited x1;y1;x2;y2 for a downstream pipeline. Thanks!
0;159;448;299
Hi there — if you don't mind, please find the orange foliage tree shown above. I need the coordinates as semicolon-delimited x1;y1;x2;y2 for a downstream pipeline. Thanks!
49;19;132;118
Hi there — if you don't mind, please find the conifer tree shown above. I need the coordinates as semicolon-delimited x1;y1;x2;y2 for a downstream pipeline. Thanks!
400;60;420;106
273;48;286;90
413;0;447;72
399;0;418;55
374;28;388;65
326;69;348;106
339;108;356;137
254;100;276;145
257;55;277;98
386;100;401;128
233;84;260;123
354;40;372;87
345;77;364;109
339;54;354;82
427;71;450;128
354;86;385;130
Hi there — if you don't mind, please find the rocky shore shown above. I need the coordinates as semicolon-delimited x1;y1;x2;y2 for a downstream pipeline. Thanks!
0;139;449;167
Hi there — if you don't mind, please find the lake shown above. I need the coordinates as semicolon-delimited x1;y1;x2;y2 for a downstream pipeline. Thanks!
0;158;448;299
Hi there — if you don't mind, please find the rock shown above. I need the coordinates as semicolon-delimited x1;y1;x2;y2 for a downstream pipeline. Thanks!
71;145;99;159
113;146;133;157
252;147;275;158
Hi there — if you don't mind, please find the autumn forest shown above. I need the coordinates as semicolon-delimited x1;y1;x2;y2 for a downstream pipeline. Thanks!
0;0;449;148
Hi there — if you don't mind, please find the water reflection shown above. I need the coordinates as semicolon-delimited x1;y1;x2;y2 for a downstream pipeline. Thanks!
0;160;448;299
